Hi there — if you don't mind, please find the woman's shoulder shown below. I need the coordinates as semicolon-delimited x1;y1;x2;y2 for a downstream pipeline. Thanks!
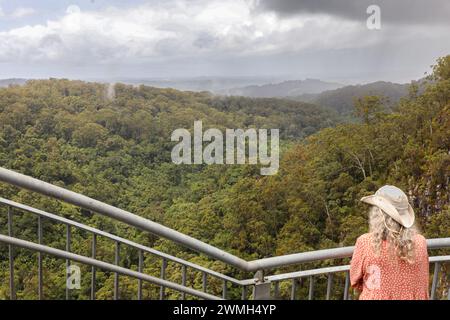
414;233;426;240
355;233;372;246
414;233;427;247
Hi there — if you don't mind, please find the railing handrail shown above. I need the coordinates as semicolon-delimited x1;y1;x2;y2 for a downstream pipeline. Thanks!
0;167;249;271
0;197;244;285
2;197;449;285
242;256;450;284
1;167;449;273
247;238;450;271
0;234;222;300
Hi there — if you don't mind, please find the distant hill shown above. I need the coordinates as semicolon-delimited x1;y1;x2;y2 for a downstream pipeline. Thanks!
0;78;28;87
226;79;344;98
293;81;412;115
103;76;280;94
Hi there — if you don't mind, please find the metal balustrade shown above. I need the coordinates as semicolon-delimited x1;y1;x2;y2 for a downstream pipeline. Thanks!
0;167;449;300
0;197;242;300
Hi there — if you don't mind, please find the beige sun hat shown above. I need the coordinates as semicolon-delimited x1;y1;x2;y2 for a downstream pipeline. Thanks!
360;185;415;228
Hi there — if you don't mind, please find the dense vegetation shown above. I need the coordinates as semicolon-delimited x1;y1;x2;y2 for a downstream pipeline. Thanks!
0;56;448;300
227;79;343;97
294;80;411;116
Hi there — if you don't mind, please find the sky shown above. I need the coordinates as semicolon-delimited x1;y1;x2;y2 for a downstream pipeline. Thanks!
0;0;449;84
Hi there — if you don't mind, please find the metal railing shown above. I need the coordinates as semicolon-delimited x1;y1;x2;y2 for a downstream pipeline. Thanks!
0;234;221;300
0;197;245;300
0;168;248;270
0;167;449;300
239;256;450;300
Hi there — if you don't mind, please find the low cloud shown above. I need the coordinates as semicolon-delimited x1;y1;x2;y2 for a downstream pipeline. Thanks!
258;0;450;25
0;0;448;82
0;1;382;64
11;7;36;19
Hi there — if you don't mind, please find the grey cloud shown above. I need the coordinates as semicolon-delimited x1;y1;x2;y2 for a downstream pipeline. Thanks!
193;32;219;49
39;34;63;47
0;0;449;83
257;0;450;25
155;38;184;56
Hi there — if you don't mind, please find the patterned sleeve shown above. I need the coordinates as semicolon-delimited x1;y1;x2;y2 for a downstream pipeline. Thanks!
420;235;430;299
350;236;365;292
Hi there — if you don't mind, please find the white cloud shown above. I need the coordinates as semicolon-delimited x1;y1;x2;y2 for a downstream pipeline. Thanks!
0;0;447;82
0;6;4;17
0;0;383;65
66;5;81;15
11;7;36;19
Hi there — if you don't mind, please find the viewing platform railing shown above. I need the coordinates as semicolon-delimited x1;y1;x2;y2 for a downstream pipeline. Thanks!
0;167;448;300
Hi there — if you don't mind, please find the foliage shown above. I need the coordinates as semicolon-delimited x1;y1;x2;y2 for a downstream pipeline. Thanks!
0;56;449;300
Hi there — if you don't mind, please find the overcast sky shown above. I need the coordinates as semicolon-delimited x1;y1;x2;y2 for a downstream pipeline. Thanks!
0;0;449;83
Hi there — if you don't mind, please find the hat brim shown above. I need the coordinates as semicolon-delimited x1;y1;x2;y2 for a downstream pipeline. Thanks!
361;195;415;228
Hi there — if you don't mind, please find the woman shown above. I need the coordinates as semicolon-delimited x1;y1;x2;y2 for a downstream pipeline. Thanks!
350;185;429;300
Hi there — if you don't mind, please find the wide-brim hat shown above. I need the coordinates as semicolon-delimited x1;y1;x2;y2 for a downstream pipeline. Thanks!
360;185;415;228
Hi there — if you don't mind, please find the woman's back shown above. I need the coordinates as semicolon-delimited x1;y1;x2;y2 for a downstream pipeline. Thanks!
350;232;429;300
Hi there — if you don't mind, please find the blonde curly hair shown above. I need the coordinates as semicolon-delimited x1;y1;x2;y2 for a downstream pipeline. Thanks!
368;206;418;263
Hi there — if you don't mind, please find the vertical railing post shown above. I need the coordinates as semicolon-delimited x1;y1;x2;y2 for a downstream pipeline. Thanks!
7;206;15;300
222;280;228;300
290;279;297;300
326;273;333;300
343;271;350;300
241;285;248;300
308;276;314;300
65;224;71;300
202;272;207;293
114;241;120;300
431;262;441;300
138;249;143;300
38;216;43;300
181;265;187;300
253;270;271;300
160;258;167;300
273;282;279;299
90;233;96;300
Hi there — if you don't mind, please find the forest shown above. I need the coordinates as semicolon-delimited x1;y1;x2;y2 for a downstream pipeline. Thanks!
0;56;448;300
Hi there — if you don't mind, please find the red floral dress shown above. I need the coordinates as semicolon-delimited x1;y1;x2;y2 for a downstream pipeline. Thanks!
350;233;429;300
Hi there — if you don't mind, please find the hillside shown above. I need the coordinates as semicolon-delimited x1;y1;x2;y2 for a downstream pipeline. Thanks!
114;76;277;94
0;78;28;87
293;81;411;115
226;79;344;98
